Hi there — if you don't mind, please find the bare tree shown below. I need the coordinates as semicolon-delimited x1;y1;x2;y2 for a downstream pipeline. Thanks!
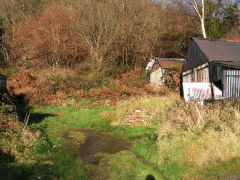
75;0;121;71
1;0;201;70
186;0;207;38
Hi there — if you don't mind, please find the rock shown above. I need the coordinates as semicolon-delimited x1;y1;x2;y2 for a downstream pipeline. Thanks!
135;109;141;113
121;123;131;126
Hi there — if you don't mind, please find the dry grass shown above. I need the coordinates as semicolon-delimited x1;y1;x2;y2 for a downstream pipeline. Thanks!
112;96;240;168
157;100;240;168
113;96;178;123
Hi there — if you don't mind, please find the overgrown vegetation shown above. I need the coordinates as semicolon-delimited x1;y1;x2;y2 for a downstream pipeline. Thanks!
1;94;240;179
113;97;240;172
0;0;239;179
158;100;240;168
0;96;45;179
0;0;238;105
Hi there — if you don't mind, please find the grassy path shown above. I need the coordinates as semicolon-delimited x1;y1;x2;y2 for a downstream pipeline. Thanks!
25;104;167;180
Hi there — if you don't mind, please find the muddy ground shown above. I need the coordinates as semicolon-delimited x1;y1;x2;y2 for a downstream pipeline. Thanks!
63;129;131;164
61;128;132;179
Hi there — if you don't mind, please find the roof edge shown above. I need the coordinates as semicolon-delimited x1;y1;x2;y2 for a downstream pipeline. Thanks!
192;37;240;44
156;57;186;61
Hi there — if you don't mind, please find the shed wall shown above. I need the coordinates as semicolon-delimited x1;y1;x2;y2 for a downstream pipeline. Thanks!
150;68;163;87
223;69;240;98
196;66;209;82
182;71;191;83
183;40;208;72
182;63;209;83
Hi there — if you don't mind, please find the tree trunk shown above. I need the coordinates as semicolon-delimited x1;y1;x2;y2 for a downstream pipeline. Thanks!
90;48;103;70
201;18;207;38
201;0;207;38
96;55;103;71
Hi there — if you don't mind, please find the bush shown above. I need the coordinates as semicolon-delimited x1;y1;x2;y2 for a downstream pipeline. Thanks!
87;69;167;103
0;103;37;162
164;67;181;92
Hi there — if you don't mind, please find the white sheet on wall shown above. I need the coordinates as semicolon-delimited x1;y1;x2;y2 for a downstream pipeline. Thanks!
183;83;212;101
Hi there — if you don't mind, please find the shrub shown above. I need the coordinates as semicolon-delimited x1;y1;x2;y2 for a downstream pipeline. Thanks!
8;68;70;105
0;103;37;162
87;69;166;103
164;67;181;92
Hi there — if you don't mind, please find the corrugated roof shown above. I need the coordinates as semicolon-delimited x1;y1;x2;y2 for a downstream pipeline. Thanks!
158;59;184;69
193;37;240;66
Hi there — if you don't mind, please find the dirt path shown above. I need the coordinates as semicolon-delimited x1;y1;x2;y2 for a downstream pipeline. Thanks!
63;128;131;165
77;129;131;165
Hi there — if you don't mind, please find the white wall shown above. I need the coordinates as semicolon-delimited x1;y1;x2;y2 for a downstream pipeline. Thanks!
150;68;163;88
183;82;212;101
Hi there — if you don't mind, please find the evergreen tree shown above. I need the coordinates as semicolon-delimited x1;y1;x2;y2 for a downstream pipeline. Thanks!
205;0;239;38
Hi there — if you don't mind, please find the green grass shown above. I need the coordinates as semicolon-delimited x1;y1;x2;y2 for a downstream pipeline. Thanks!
98;151;165;180
2;100;240;179
23;104;165;179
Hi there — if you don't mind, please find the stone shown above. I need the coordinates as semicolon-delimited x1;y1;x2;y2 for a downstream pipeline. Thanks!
121;123;131;126
135;109;141;113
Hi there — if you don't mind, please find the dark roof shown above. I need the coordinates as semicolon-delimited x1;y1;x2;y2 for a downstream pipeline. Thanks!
183;38;240;72
194;38;240;63
158;59;184;69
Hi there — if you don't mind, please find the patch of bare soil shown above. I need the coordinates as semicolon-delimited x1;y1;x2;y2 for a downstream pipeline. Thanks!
78;129;131;165
63;129;131;165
